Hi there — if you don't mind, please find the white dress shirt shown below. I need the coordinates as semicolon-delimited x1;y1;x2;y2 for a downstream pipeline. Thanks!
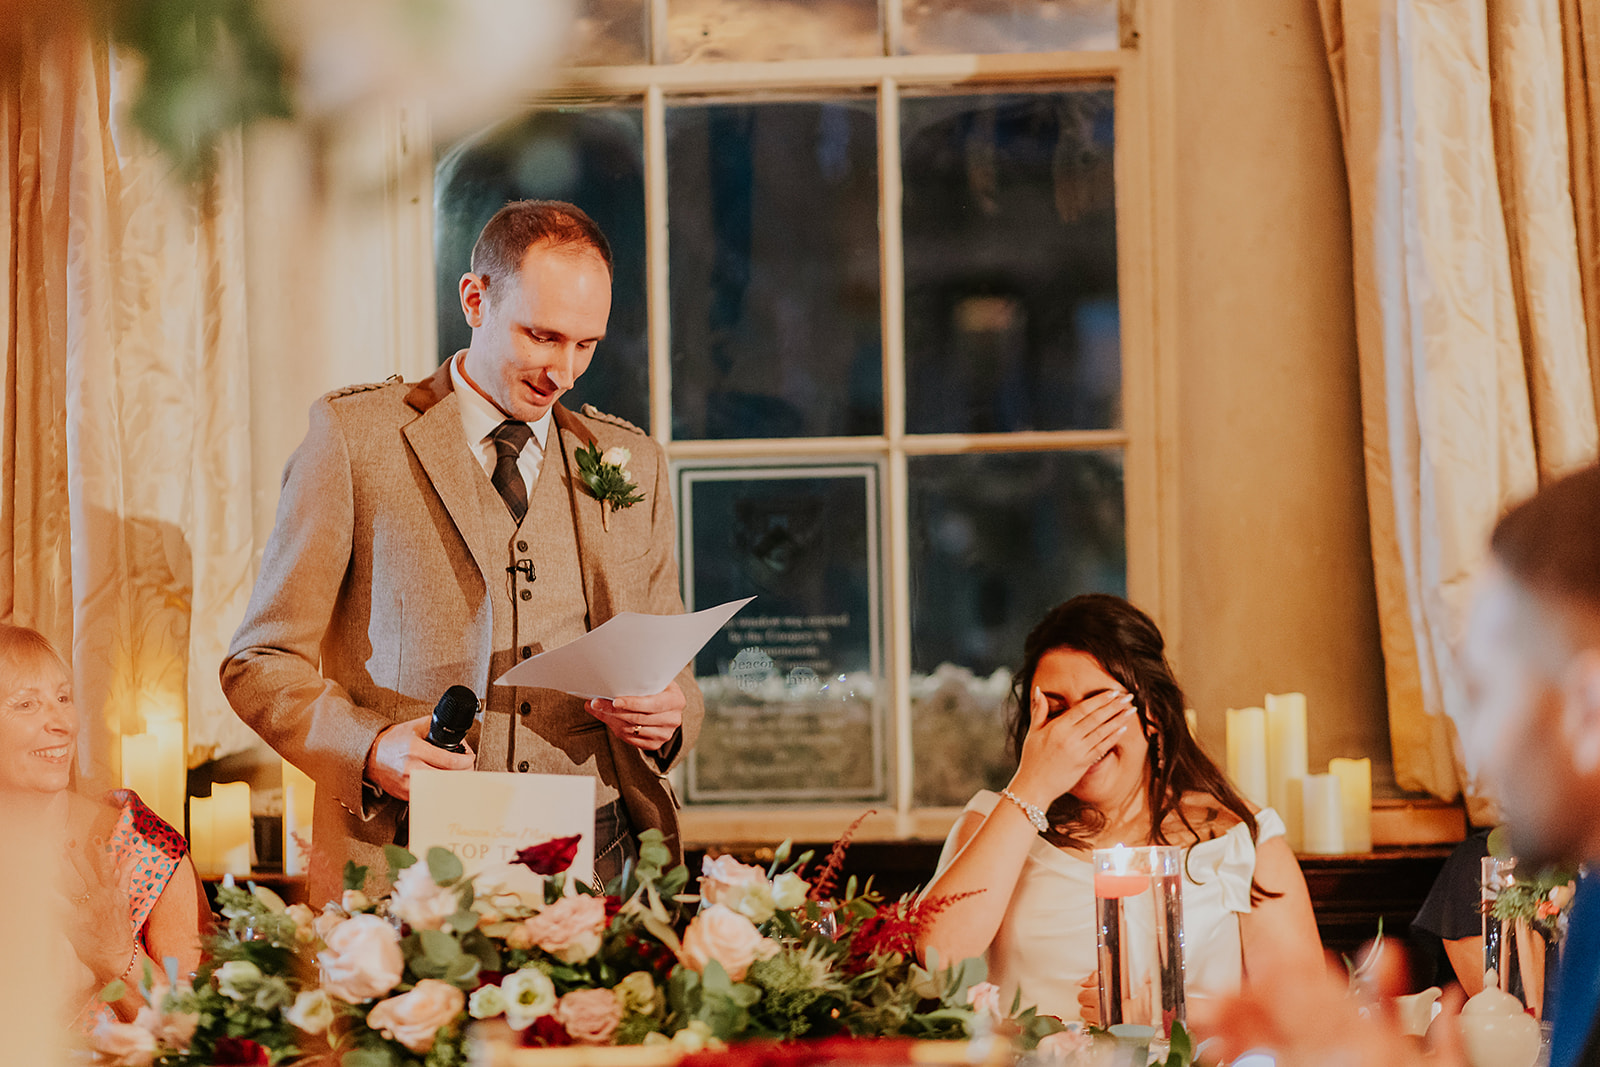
449;352;551;501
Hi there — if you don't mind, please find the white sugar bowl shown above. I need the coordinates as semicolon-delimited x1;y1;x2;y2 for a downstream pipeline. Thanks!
1455;976;1541;1067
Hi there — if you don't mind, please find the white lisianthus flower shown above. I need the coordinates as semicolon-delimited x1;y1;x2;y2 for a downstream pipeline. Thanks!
342;889;372;912
216;960;264;1001
286;989;336;1035
721;878;777;925
668;1020;723;1050
286;902;320;944
615;970;661;1016
771;872;809;911
501;968;558;1030
469;983;509;1020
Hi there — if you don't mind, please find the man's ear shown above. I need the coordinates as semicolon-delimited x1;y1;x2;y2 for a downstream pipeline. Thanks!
1566;647;1600;774
459;273;488;328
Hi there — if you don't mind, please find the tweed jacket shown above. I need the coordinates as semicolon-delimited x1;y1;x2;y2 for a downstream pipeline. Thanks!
221;362;703;904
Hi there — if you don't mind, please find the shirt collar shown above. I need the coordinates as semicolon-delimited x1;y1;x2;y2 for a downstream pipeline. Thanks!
449;352;552;451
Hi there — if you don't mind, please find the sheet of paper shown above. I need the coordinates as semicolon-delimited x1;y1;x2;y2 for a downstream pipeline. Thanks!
409;768;595;904
493;596;755;698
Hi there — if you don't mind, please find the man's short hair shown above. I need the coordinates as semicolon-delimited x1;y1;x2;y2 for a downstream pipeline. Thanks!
470;200;613;292
1490;464;1600;620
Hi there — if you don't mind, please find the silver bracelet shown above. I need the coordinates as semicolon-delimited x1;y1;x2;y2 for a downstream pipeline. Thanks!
997;788;1049;833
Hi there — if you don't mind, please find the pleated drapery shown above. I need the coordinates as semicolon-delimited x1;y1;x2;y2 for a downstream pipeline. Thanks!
1317;0;1600;819
1;35;258;780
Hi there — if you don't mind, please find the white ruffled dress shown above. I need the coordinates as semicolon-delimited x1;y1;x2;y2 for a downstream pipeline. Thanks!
933;791;1286;1021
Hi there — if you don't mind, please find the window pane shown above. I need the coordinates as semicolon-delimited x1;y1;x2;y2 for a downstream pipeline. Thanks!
680;463;886;802
572;0;649;65
669;0;881;62
902;87;1119;435
434;107;651;431
902;0;1118;54
908;450;1125;805
668;98;883;439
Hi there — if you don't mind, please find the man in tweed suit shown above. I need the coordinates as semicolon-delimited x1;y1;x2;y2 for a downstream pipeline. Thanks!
222;201;702;905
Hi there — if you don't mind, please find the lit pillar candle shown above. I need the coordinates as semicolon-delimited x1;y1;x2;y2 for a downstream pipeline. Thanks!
148;718;185;830
1264;692;1308;850
121;734;160;809
282;760;316;877
1301;773;1345;854
1225;707;1269;808
211;782;252;876
1328;757;1372;853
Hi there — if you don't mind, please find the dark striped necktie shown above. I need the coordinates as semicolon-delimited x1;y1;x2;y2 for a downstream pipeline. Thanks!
489;420;534;522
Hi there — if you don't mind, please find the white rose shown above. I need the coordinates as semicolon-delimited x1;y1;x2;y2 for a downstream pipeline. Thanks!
615;971;661;1016
600;446;632;471
365;979;465;1054
469;983;508;1019
314;903;350;943
771;872;810;911
90;1017;157;1067
216;960;264;1001
286;989;336;1035
501;968;558;1030
699;855;769;909
342;889;372;912
721;878;777;924
390;862;461;931
666;1020;722;1051
680;904;779;982
318;913;404;1003
286;903;320;944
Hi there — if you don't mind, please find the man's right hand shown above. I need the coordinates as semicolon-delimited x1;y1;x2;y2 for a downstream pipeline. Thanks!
364;715;475;801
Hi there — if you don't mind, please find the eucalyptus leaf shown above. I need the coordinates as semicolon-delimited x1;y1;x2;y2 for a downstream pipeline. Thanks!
384;844;419;872
427;847;464;885
418;928;462;966
99;979;127;1003
344;861;369;892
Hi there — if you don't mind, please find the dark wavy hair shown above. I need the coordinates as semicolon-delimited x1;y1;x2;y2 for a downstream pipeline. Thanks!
1008;594;1277;898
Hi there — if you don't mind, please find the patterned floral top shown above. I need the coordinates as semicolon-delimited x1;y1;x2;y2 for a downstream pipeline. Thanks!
74;790;189;1030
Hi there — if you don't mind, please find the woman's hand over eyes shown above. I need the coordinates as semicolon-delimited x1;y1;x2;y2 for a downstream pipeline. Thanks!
1009;685;1135;808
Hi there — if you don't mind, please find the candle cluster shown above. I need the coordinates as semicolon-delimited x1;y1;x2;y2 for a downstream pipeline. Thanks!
1223;693;1372;855
190;781;252;877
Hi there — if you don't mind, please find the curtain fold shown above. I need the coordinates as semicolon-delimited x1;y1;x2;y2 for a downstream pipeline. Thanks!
1317;0;1600;819
2;32;257;782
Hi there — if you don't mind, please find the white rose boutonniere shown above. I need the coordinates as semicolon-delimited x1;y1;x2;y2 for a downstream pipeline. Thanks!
576;441;644;531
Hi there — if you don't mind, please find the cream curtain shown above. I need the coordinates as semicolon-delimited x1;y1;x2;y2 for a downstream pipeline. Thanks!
1;34;258;781
1317;0;1600;818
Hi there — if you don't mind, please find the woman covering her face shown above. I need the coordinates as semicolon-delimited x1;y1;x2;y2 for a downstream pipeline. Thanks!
916;594;1325;1023
0;625;207;1029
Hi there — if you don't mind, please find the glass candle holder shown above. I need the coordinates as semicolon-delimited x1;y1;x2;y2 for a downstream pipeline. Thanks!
1094;844;1186;1038
1481;856;1551;1018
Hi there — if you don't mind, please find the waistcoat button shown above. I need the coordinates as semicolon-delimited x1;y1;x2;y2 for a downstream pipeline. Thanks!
520;589;532;601
517;760;529;772
521;646;531;658
517;540;529;552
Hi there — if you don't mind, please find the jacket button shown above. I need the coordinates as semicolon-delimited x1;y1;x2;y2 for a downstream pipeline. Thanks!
517;760;529;772
521;646;531;658
520;589;532;601
517;540;529;551
520;702;531;716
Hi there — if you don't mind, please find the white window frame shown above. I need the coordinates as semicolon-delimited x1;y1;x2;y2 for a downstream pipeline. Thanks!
414;2;1178;844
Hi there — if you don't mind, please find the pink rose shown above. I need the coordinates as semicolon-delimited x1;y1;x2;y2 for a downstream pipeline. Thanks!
390;863;460;931
518;894;608;963
699;854;768;909
680;904;779;982
90;1017;157;1067
318;913;404;1003
365;979;466;1053
966;981;1003;1020
556;988;623;1045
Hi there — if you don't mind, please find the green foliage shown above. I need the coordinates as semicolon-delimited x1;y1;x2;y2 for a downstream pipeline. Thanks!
427;847;464;886
385;845;419;872
345;860;369;892
575;441;646;513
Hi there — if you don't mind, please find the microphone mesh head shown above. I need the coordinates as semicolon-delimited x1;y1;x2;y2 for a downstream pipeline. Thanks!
434;685;479;748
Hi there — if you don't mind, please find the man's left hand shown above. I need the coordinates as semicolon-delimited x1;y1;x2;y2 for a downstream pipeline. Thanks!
587;680;685;752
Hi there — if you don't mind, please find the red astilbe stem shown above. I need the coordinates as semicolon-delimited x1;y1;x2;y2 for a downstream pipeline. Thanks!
844;889;984;972
809;809;876;902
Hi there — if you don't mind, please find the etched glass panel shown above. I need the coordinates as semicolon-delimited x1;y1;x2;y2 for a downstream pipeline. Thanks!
902;0;1119;54
668;0;882;62
901;86;1119;435
667;97;883;439
571;0;649;65
908;450;1126;805
680;462;886;802
434;106;650;431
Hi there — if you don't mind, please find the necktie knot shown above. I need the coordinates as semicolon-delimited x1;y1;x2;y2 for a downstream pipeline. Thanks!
489;420;534;522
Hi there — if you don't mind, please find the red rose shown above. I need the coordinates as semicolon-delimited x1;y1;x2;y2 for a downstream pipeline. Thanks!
514;835;581;876
521;1012;574;1047
212;1037;270;1065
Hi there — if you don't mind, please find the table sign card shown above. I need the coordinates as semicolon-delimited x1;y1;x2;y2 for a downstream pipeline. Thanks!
408;769;595;901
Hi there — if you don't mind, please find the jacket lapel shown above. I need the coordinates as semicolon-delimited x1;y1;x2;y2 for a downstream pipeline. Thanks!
554;404;609;619
402;362;501;592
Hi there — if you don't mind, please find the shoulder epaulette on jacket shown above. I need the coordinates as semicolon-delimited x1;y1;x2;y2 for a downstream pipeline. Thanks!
327;374;403;400
581;403;646;436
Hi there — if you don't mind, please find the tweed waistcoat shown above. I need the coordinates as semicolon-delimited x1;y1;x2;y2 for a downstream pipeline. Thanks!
474;439;622;807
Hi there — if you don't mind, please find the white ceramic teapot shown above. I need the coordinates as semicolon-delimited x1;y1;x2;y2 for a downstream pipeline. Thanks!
1454;971;1542;1067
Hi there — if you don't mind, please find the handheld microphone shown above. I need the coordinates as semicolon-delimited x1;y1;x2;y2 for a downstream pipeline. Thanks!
424;685;479;753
